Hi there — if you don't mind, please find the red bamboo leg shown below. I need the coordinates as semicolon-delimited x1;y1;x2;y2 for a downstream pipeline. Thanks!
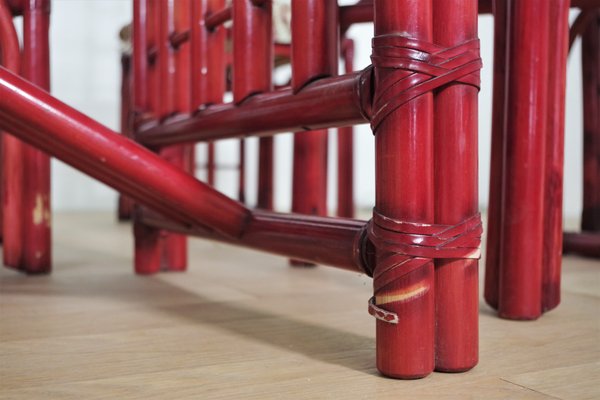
239;140;246;203
133;0;161;274
257;136;274;209
4;0;52;274
157;0;190;272
337;126;354;218
232;0;273;210
337;39;355;219
118;52;135;221
498;0;550;320
581;10;600;232
433;0;479;372
484;0;508;311
290;0;337;266
0;0;21;260
372;0;435;379
542;0;570;312
207;142;215;186
22;0;51;273
191;0;226;189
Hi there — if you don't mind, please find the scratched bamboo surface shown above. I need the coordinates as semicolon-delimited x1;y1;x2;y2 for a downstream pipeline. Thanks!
0;212;598;399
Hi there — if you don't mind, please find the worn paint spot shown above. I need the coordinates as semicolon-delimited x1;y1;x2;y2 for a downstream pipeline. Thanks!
32;194;51;227
376;283;429;305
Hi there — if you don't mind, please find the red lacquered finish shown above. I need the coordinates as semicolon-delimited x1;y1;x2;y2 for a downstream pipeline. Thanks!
118;52;134;221
432;0;479;372
483;0;508;311
138;207;367;272
498;0;550;320
542;0;570;312
0;0;488;379
0;0;21;245
3;0;51;274
290;0;336;220
136;72;367;146
372;0;435;379
0;67;249;238
337;38;355;219
289;0;338;266
133;0;165;274
191;0;226;189
581;10;600;232
563;232;600;258
232;0;273;209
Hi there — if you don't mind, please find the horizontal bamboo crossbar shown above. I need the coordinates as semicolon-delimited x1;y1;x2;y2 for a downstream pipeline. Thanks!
205;6;232;30
136;72;369;147
138;207;367;272
0;66;369;273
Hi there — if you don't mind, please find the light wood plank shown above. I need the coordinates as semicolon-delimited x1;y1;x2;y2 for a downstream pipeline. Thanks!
0;212;598;399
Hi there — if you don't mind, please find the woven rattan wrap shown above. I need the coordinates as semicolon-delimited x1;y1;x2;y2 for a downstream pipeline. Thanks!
365;33;483;324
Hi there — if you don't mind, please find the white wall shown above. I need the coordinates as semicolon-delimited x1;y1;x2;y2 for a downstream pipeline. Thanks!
42;1;584;221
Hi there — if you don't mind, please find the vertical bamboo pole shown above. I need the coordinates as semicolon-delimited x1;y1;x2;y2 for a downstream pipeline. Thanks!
581;11;600;232
191;0;226;189
484;0;508;311
133;0;162;274
498;0;550;319
432;0;479;372
542;0;570;312
290;0;337;266
232;0;273;209
207;143;215;186
158;0;188;272
0;2;21;244
337;38;355;219
1;0;22;265
3;0;52;273
0;0;21;247
118;51;134;221
21;0;52;273
239;140;246;203
290;0;336;226
372;0;435;379
173;0;194;178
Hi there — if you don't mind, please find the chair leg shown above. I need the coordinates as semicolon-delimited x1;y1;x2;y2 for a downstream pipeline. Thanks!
3;0;52;274
542;0;570;312
371;0;435;379
484;0;508;311
257;136;274;210
336;39;356;219
497;0;550;320
432;0;479;372
582;10;600;233
289;0;337;266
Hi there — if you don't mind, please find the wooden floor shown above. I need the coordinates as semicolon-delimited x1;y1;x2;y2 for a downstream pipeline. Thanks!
0;212;599;399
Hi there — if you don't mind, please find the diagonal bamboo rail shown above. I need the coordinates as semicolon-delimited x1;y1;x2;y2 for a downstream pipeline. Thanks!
0;66;368;273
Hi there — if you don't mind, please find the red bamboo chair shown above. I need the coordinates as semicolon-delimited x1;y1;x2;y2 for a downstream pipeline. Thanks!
0;0;483;379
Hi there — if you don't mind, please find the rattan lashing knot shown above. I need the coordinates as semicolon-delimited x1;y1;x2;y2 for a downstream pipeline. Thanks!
364;34;482;132
366;210;482;324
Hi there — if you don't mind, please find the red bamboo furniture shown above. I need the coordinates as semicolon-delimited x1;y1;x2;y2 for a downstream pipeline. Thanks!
0;0;484;379
563;7;600;258
1;0;51;274
484;0;599;321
